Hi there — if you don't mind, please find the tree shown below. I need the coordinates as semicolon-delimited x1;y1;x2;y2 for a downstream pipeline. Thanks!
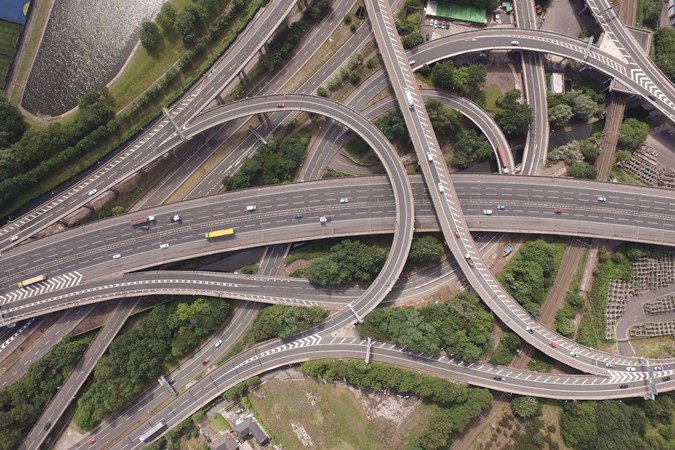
0;96;25;148
111;206;125;216
343;14;352;25
156;3;177;32
175;6;201;44
408;236;445;267
316;87;330;97
494;90;532;136
579;140;600;164
655;28;675;82
572;93;597;120
618;118;649;149
452;129;493;168
548;104;573;128
425;100;462;141
349;71;362;85
375;111;407;141
139;21;161;51
547;140;583;165
511;396;541;418
466;64;487;93
568;162;597;179
431;61;455;90
402;32;424;49
615;150;632;164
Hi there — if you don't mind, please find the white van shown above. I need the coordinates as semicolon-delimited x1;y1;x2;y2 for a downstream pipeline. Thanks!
426;153;433;162
246;205;256;212
483;210;493;215
319;216;328;223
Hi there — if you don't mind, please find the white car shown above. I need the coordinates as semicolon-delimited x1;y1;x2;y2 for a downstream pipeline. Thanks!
483;210;493;215
626;366;636;372
170;215;181;223
340;198;349;203
215;339;223;348
160;243;169;249
112;254;121;259
319;216;328;223
597;196;607;202
87;188;98;196
10;235;19;242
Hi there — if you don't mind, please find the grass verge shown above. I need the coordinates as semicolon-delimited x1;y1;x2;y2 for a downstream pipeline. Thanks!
480;83;502;112
610;167;646;185
208;413;230;432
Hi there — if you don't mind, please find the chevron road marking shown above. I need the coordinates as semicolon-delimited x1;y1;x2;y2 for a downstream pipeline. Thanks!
0;272;83;305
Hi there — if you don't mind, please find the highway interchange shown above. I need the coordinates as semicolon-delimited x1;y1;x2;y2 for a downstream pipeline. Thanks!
2;0;675;447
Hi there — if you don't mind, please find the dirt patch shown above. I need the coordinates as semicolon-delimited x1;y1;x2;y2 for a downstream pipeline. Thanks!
484;55;521;95
347;385;420;425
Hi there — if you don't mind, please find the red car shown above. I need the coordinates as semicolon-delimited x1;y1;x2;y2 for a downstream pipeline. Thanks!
202;358;210;365
454;231;461;238
554;208;563;214
277;102;285;108
549;341;558;348
88;438;96;445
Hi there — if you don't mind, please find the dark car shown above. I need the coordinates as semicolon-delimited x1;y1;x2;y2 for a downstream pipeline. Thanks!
619;384;629;389
663;376;671;382
202;358;210;365
140;225;150;231
493;376;505;381
43;421;52;431
293;214;303;219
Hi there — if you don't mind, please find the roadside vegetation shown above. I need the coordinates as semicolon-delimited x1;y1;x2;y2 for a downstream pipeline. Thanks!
221;305;327;361
0;0;264;217
547;134;601;179
654;28;675;83
546;90;603;130
560;394;675;449
302;359;493;450
357;292;494;360
494;89;533;138
0;20;22;90
0;334;93;450
74;297;232;430
497;239;564;317
489;331;522;366
221;130;310;190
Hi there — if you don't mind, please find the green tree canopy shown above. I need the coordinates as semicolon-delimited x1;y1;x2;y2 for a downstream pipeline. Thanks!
0;96;25;148
618;118;649;149
511;396;542;418
140;21;161;51
548;104;573;128
408;235;445;267
494;89;532;136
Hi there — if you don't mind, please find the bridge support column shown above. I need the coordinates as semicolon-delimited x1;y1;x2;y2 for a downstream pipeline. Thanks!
162;108;186;140
215;95;225;105
365;337;373;363
249;126;268;145
238;70;249;84
83;204;95;211
583;37;594;61
348;303;362;323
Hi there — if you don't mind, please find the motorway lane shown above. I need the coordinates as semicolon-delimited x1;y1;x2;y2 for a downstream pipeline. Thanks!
0;0;300;249
513;0;549;175
97;338;674;448
21;299;138;450
3;23;669;251
362;89;514;170
4;175;675;316
0;306;93;387
409;29;675;122
584;0;675;111
367;0;654;377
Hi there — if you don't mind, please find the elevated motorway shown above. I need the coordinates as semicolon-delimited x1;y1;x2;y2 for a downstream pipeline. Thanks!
3;24;672;249
83;337;674;449
3;173;675;320
0;0;301;248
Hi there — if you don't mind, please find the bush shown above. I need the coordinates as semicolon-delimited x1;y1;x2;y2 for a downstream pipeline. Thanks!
511;396;541;418
140;21;161;50
306;239;388;285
